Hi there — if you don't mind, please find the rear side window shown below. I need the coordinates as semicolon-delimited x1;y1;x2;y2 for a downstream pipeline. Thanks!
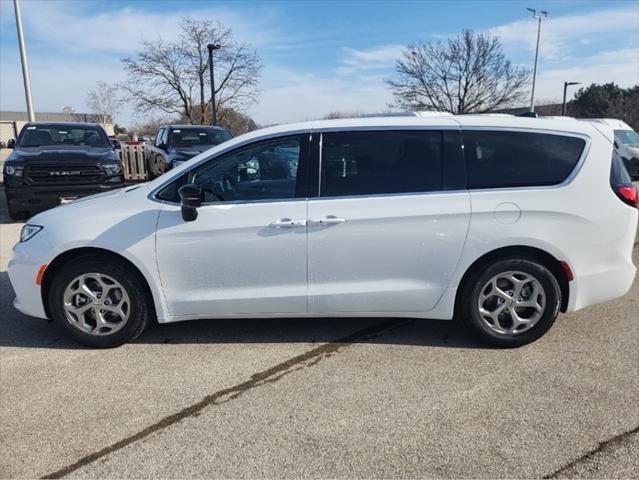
462;130;586;189
320;130;462;197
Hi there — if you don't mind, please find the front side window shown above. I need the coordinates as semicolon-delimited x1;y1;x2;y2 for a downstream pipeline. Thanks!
187;136;303;203
18;125;111;148
320;130;449;197
463;130;586;189
154;128;164;147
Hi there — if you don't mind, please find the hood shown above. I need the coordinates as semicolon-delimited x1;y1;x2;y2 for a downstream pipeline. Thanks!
29;184;148;224
10;145;118;164
171;145;216;156
622;145;639;157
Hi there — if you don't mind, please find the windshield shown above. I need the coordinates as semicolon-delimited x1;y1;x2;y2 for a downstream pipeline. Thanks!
614;129;639;148
18;125;111;148
169;128;231;148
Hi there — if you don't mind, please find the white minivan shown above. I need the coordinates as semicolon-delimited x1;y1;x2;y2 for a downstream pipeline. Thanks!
8;116;638;348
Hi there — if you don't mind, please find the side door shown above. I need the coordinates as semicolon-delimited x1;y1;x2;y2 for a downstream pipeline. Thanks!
155;134;311;318
307;128;470;314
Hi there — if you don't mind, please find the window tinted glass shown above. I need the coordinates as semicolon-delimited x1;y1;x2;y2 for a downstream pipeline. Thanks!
18;125;110;148
463;131;585;189
154;129;164;147
320;130;447;197
169;128;231;147
189;136;302;202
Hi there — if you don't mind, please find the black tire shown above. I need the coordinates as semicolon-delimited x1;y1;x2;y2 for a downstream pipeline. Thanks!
48;255;152;348
457;257;561;348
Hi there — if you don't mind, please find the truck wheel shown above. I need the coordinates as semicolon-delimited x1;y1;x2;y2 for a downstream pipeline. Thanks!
48;255;152;348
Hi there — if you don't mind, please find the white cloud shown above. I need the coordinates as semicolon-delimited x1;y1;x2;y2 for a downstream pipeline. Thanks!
246;66;393;125
0;0;281;54
491;5;639;60
337;44;403;75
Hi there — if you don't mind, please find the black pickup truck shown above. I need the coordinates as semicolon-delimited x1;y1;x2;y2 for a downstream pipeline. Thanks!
3;122;125;220
145;124;232;179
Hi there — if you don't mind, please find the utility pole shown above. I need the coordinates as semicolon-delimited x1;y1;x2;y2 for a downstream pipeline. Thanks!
207;43;221;126
527;8;548;113
13;0;35;121
562;81;580;116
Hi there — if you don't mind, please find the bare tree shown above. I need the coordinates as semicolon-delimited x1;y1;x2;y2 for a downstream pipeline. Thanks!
387;30;530;113
86;81;124;125
121;17;262;124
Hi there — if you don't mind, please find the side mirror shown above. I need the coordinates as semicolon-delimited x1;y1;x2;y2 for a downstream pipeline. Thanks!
111;139;121;150
7;139;16;149
613;141;619;149
178;184;202;222
159;142;168;151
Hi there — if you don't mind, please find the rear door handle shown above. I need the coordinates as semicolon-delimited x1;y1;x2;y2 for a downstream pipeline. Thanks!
269;218;306;228
309;215;347;226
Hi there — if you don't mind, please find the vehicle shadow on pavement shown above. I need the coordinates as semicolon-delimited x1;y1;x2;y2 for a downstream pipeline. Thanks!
0;271;483;350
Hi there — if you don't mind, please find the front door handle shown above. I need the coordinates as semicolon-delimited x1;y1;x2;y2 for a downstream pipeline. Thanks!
309;215;347;226
269;218;306;228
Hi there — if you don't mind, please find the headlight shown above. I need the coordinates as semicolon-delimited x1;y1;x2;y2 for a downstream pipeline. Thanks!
20;224;43;242
103;164;122;175
4;165;24;177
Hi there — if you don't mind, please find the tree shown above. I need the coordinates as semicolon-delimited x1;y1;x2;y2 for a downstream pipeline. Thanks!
181;105;258;135
569;83;639;130
387;30;530;113
121;17;262;125
86;81;124;125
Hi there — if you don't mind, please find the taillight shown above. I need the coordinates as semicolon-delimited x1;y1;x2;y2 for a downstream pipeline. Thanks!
617;185;638;208
610;150;637;208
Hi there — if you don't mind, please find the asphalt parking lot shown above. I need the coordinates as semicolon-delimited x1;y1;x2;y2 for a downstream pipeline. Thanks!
0;186;637;479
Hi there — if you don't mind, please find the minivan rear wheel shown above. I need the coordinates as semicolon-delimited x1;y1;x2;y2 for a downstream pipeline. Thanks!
458;258;561;347
48;255;151;347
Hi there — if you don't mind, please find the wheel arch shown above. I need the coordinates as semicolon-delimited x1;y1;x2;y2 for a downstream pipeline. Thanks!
454;245;570;314
41;247;158;320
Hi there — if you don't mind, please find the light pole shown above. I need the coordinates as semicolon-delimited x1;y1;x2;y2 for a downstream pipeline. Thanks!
13;0;35;121
207;43;221;126
527;8;548;113
562;81;580;116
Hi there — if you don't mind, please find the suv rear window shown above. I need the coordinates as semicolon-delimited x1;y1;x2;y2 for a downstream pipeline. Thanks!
462;130;586;189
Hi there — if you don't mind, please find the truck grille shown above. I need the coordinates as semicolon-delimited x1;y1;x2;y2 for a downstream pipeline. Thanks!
26;165;103;185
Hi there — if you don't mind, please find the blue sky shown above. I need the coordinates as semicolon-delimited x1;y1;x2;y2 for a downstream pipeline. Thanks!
1;0;638;127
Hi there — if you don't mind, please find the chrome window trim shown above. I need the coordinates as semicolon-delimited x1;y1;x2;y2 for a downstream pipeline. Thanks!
149;126;592;204
459;127;592;192
315;126;591;200
147;131;312;204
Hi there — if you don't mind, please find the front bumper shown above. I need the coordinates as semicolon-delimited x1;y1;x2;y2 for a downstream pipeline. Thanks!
7;238;52;319
4;180;124;214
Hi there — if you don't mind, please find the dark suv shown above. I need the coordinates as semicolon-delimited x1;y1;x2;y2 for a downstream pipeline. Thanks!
3;122;124;220
145;125;232;179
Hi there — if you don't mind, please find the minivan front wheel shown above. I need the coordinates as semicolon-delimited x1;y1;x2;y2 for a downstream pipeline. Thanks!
48;256;151;347
459;258;561;347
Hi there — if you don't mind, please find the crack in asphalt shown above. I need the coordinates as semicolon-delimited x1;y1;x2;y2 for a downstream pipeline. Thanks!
41;318;413;479
543;425;639;478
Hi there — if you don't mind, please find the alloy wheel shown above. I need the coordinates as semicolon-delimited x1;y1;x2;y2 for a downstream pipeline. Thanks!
62;273;131;336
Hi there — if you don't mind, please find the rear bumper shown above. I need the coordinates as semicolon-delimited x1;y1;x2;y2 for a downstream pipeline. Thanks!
567;208;638;312
5;181;124;213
